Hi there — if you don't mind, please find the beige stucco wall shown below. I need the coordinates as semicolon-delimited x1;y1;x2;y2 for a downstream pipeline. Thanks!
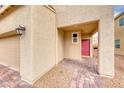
115;14;124;55
19;6;32;83
99;13;114;77
0;6;31;73
54;5;114;77
0;6;32;83
0;5;56;84
54;6;111;27
31;6;56;83
64;31;81;60
0;5;114;83
57;30;64;63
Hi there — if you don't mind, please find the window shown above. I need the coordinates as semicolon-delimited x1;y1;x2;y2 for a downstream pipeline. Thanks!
72;32;79;44
115;39;120;48
119;17;124;26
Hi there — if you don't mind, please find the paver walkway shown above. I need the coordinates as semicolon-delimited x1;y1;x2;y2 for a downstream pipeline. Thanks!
0;64;32;88
34;57;102;88
1;55;124;88
61;58;101;88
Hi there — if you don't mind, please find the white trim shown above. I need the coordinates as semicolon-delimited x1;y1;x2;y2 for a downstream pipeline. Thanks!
21;78;32;85
100;74;114;78
82;54;90;57
72;32;79;44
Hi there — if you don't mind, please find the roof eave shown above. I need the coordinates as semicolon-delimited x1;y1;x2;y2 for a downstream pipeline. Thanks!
0;5;11;15
115;11;124;20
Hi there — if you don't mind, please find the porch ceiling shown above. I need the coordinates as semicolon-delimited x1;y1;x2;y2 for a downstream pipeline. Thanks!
58;20;98;35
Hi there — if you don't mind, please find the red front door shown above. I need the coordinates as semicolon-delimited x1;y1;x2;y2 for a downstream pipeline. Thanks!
81;39;90;56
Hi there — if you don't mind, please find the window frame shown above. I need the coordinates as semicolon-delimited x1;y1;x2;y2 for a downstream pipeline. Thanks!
72;32;79;44
119;17;124;26
115;39;120;48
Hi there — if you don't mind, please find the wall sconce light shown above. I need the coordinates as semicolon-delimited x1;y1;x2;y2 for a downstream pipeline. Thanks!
16;25;26;35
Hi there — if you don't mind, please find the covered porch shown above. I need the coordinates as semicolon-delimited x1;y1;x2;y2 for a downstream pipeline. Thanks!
58;20;99;58
33;20;102;88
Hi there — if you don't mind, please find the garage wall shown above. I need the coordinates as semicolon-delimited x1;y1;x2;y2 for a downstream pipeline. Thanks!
31;6;56;82
0;36;20;70
0;6;32;82
0;6;31;72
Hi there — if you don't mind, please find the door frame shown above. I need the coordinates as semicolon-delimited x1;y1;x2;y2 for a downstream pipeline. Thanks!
81;38;90;57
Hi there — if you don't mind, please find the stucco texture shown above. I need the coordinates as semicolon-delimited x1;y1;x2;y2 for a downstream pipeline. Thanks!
115;14;124;55
0;5;57;84
57;30;64;63
31;6;56;83
0;6;32;82
0;6;31;73
54;5;114;77
0;5;115;84
64;31;81;60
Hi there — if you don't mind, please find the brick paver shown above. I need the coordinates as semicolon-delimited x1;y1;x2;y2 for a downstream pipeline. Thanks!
0;64;32;88
34;57;102;88
61;58;101;88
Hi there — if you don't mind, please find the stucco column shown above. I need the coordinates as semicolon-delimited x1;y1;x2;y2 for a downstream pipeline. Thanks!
90;37;93;57
19;7;33;83
20;30;33;84
99;15;114;77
